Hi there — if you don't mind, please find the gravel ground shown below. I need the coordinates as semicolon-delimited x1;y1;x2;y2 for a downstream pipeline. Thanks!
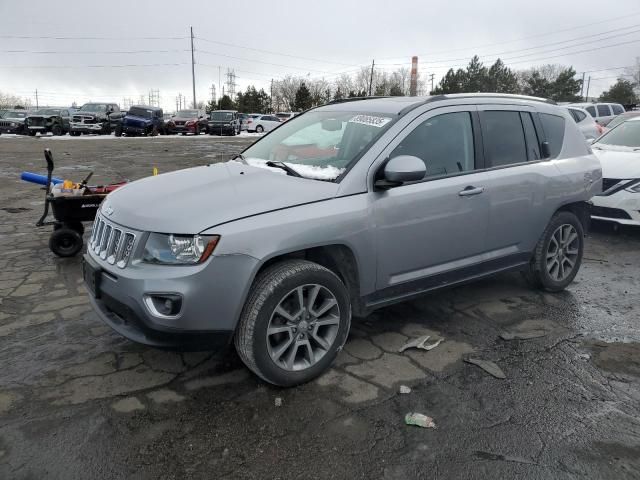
0;134;639;480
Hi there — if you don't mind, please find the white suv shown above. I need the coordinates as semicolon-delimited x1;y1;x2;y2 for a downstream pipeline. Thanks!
569;102;625;126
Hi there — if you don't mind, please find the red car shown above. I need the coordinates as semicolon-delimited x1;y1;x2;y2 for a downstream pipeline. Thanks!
166;109;208;135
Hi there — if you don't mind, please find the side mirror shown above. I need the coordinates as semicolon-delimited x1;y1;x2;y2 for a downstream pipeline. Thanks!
376;155;426;189
540;141;551;159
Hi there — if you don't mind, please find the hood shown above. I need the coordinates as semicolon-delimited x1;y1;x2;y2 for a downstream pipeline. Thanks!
27;115;57;120
592;146;640;178
102;161;340;233
124;114;151;126
170;116;196;122
3;117;26;123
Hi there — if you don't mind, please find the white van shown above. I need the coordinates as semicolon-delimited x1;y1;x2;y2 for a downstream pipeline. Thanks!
569;102;625;126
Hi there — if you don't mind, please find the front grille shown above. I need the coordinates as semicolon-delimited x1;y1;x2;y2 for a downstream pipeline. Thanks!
0;120;14;127
29;118;44;126
73;115;96;124
591;206;633;220
174;121;185;126
90;214;137;268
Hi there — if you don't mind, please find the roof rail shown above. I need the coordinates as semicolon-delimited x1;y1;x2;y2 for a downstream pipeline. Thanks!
327;96;391;105
398;93;557;116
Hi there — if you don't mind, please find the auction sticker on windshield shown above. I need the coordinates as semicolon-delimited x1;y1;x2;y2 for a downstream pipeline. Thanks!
348;114;391;128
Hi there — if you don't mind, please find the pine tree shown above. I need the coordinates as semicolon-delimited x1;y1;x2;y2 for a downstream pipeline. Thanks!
217;95;234;110
548;67;582;102
294;82;312;111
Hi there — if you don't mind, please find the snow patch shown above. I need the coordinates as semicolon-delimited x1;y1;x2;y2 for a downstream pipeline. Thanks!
245;158;344;181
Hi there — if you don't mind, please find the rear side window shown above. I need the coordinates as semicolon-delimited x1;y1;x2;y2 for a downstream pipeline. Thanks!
539;113;565;158
481;111;528;167
570;109;587;122
586;106;596;117
611;104;625;115
597;105;611;117
391;111;475;177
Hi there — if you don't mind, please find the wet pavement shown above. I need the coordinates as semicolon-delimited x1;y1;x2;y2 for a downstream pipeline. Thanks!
1;135;639;479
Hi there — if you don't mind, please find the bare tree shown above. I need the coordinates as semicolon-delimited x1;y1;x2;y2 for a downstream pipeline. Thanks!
625;57;640;95
0;91;32;109
273;75;302;111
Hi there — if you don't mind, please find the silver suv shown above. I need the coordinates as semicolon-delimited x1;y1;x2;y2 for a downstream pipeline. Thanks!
83;94;602;386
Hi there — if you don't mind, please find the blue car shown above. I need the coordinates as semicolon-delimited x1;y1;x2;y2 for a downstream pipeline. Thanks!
118;105;164;137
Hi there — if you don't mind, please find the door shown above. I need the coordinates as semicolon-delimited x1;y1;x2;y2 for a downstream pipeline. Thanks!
372;106;492;295
477;106;557;258
596;104;612;125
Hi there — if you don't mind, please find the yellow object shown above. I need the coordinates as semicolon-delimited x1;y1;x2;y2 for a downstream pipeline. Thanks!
153;167;159;176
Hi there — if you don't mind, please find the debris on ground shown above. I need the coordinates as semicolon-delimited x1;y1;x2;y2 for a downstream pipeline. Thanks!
274;397;283;407
464;358;506;379
399;385;412;394
399;335;444;353
500;330;548;340
405;413;436;429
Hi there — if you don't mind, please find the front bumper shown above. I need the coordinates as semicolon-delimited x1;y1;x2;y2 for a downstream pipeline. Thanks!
591;191;640;226
123;125;147;134
168;124;197;133
208;124;235;134
0;125;23;134
27;126;52;133
83;242;258;348
70;122;104;132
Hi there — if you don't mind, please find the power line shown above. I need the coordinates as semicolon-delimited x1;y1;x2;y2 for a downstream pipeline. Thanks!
0;62;189;69
0;49;189;54
0;34;187;40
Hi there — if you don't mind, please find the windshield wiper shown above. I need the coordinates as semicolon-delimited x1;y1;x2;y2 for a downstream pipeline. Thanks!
266;161;302;177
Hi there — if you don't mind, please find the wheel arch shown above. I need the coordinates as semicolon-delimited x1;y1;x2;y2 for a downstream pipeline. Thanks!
247;244;365;317
556;200;591;234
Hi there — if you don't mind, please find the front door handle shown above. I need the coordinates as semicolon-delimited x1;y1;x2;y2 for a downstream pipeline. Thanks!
458;186;485;197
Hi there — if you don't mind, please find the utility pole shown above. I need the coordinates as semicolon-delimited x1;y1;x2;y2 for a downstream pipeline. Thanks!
580;72;586;100
368;60;375;96
35;89;39;109
270;79;274;113
585;76;591;101
190;26;196;109
429;74;435;94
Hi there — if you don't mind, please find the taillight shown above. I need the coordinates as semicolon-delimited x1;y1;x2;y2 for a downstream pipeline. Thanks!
596;124;605;135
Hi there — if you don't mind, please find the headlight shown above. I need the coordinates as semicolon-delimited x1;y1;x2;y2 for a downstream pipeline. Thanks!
185;120;195;126
143;233;219;265
10;122;16;127
624;180;640;193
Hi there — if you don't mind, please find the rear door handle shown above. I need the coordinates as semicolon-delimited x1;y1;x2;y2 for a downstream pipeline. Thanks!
458;186;485;197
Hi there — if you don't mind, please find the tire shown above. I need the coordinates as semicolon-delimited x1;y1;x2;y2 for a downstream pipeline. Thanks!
49;228;83;258
524;211;584;292
151;125;159;137
70;131;81;137
51;124;63;136
235;260;351;387
115;125;123;137
28;130;37;137
102;124;111;135
194;125;200;136
256;125;264;133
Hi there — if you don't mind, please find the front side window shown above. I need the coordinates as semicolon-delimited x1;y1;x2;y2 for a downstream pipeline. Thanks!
391;112;475;177
481;111;527;167
597;105;611;117
539;113;565;158
242;110;394;181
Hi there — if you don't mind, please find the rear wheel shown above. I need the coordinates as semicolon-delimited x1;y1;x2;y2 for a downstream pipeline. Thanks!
49;228;83;257
524;211;584;292
51;124;63;136
256;125;264;133
235;260;351;387
28;130;37;137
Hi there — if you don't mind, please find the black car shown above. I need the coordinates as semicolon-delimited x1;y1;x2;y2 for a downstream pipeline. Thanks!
0;110;29;135
208;110;241;136
118;105;164;137
25;108;71;136
70;103;124;136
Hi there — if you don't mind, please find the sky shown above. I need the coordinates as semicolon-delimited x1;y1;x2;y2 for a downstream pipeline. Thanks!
1;0;639;112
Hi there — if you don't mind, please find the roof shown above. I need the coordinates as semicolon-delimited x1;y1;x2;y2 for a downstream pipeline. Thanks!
130;104;162;111
321;93;557;116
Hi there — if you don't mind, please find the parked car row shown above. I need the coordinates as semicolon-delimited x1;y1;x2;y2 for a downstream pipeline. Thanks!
0;104;296;137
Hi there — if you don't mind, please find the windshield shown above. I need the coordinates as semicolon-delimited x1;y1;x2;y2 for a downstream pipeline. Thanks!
241;110;394;181
80;103;106;112
607;113;640;130
5;111;28;118
177;110;199;117
595;121;640;148
35;109;61;116
211;111;233;121
128;107;154;118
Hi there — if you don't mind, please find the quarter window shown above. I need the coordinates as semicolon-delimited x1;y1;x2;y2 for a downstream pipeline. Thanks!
572;109;587;122
390;112;475;178
597;105;611;117
586;106;596;117
539;113;565;159
481;111;528;167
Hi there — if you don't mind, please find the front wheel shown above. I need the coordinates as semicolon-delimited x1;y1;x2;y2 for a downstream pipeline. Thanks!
235;260;351;387
51;124;63;136
524;211;584;292
256;125;264;133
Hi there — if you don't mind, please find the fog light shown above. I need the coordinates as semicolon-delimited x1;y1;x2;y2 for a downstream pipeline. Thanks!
144;294;183;318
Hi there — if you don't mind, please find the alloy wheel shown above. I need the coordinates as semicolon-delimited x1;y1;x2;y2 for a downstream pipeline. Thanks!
266;284;340;371
546;224;579;281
